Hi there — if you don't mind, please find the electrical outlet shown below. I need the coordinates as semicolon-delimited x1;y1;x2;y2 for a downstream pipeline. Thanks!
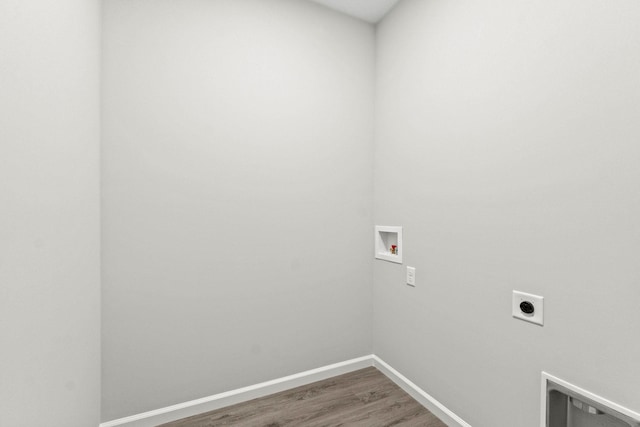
406;267;415;287
512;291;544;326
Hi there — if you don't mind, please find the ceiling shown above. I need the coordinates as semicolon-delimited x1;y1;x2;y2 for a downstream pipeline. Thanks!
308;0;401;23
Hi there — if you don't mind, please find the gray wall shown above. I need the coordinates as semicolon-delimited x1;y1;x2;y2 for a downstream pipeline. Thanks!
374;0;640;426
0;0;101;426
101;0;375;421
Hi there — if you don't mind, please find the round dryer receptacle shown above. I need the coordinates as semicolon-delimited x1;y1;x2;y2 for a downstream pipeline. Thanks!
520;301;535;315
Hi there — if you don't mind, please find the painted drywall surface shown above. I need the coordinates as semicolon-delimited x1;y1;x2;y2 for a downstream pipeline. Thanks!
102;0;375;420
308;0;401;23
0;0;101;426
373;0;640;426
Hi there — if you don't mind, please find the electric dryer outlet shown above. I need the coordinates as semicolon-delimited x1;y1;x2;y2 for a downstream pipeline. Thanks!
512;290;544;326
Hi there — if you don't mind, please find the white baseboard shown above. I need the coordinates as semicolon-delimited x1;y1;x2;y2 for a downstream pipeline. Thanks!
373;355;472;427
100;354;471;427
99;355;374;427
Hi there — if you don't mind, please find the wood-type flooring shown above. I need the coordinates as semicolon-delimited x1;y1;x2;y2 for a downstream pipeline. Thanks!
159;367;447;427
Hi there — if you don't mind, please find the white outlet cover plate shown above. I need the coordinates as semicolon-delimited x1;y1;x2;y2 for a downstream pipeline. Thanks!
512;290;544;326
406;266;415;287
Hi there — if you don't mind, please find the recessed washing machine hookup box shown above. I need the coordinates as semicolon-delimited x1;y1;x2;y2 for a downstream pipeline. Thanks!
374;225;402;264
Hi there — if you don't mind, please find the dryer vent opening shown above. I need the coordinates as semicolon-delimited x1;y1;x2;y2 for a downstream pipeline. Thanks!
545;375;640;427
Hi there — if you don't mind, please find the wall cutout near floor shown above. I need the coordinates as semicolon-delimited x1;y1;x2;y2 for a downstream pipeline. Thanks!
542;373;640;427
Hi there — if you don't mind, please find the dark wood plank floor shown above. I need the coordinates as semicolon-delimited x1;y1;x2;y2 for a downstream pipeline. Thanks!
159;367;447;427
